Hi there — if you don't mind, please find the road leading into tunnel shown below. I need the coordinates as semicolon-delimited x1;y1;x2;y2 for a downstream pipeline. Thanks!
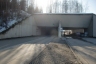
0;37;80;64
66;38;96;64
0;37;55;64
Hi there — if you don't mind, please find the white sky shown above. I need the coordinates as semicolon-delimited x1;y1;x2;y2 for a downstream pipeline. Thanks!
78;0;96;14
35;0;96;14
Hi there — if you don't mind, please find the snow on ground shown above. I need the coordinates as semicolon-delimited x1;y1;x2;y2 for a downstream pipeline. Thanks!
0;10;31;33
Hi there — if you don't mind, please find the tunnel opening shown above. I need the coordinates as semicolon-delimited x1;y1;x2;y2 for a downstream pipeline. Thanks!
40;27;58;36
62;28;87;38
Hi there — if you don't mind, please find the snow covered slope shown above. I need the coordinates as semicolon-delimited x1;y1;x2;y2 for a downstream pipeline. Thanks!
0;10;31;33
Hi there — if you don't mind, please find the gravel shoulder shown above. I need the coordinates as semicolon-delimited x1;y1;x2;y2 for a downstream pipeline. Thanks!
30;38;81;64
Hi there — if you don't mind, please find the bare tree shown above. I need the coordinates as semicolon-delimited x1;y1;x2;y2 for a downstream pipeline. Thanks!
47;0;88;13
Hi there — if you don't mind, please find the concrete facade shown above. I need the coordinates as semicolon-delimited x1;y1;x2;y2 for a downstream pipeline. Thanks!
34;14;96;37
93;15;96;37
88;15;93;37
58;22;62;38
72;29;84;33
0;13;96;39
0;16;40;39
34;14;92;28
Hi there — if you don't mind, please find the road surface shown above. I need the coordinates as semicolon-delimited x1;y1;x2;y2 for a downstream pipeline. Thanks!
66;37;96;64
0;37;54;64
0;37;79;64
83;38;96;45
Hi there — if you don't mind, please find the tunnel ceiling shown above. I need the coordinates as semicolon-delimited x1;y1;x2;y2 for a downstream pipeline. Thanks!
34;13;93;28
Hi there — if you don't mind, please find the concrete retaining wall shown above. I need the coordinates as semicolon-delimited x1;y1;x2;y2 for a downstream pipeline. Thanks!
0;16;41;39
93;14;96;37
0;14;96;39
88;15;93;37
34;14;92;28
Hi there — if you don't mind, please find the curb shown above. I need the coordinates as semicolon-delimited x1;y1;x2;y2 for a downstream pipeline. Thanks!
62;38;88;64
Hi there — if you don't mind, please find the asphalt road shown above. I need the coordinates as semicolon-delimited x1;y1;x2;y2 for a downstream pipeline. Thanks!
0;37;55;64
0;37;37;50
83;38;96;45
0;36;81;64
0;36;96;64
66;38;96;64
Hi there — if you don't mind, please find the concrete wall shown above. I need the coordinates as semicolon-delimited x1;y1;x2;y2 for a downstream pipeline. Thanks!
0;16;40;39
88;16;93;37
72;29;84;33
0;14;95;39
34;14;92;28
36;27;41;36
93;14;96;37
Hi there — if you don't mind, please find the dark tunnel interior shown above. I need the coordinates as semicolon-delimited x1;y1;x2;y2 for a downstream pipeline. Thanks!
40;27;58;36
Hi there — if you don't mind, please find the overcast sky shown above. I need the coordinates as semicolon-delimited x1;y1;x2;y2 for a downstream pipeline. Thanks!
88;0;96;14
35;0;96;14
79;0;96;14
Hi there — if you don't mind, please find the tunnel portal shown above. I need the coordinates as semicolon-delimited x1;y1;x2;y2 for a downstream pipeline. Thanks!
39;27;58;36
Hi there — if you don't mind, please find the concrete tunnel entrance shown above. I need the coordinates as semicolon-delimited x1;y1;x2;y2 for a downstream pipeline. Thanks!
39;27;58;36
34;13;94;37
38;26;88;37
62;28;88;37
